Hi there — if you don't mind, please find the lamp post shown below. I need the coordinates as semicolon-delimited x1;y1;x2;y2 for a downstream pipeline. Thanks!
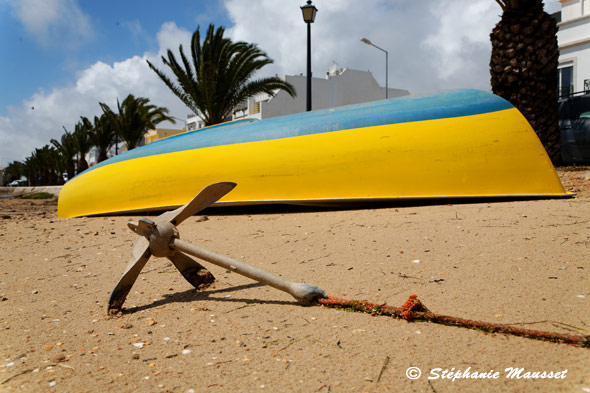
301;1;317;111
361;37;388;99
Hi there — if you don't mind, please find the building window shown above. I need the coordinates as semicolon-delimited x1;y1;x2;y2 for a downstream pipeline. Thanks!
249;101;261;115
558;65;574;98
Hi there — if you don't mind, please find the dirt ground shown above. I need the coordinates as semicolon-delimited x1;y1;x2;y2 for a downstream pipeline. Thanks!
1;168;589;392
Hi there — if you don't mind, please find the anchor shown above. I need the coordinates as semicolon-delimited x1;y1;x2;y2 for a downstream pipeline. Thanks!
108;182;326;314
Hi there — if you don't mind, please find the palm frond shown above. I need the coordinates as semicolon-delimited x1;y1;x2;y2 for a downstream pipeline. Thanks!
148;23;295;126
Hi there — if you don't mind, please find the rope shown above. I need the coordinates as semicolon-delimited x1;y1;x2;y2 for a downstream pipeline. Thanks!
317;294;590;348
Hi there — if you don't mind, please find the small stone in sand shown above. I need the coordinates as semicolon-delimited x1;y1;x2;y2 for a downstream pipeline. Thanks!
51;353;66;363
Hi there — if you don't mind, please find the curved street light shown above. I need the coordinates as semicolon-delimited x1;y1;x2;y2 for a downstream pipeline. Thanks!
361;37;388;99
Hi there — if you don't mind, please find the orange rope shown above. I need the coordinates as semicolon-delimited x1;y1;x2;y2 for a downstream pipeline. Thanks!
317;295;590;348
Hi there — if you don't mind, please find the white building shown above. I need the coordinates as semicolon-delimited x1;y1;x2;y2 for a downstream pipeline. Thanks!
557;0;590;96
186;64;409;130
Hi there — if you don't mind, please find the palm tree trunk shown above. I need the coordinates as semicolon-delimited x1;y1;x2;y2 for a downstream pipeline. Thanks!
490;5;561;163
66;160;75;180
78;157;89;173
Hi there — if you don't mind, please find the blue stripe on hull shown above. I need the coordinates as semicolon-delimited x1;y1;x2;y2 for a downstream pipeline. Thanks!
86;89;513;173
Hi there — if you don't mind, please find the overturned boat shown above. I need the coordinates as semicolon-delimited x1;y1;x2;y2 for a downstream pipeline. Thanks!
58;89;569;218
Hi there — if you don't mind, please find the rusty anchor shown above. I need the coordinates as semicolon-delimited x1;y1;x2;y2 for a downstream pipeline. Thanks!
108;182;326;314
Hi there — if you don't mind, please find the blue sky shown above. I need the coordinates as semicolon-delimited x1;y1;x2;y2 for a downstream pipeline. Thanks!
0;0;230;115
0;0;561;165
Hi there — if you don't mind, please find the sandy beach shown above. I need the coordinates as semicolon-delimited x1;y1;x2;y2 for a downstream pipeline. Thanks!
1;168;589;392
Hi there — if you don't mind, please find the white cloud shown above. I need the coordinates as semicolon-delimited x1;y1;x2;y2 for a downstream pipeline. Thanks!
156;21;192;56
225;0;562;93
224;0;498;93
422;0;498;82
0;22;193;165
10;0;94;49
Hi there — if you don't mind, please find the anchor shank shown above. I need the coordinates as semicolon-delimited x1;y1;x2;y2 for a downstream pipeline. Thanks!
172;238;293;293
171;238;325;304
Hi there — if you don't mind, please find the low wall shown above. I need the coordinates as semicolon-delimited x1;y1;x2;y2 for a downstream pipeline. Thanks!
0;186;62;197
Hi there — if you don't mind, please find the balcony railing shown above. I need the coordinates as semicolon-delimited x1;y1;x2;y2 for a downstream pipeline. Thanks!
559;85;574;98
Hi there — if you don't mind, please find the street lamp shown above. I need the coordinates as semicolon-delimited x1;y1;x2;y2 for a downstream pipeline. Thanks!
301;1;317;111
361;37;388;99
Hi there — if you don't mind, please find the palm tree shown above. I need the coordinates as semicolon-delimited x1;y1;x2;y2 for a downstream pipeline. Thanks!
69;119;93;173
87;114;115;163
44;145;63;185
147;24;296;126
24;145;61;185
3;161;25;185
51;130;77;180
100;94;175;150
24;153;40;186
490;0;560;163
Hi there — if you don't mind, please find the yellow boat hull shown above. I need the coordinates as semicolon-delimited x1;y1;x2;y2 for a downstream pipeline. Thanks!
58;90;568;218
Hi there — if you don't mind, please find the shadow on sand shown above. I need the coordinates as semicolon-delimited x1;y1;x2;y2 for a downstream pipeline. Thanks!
120;282;298;314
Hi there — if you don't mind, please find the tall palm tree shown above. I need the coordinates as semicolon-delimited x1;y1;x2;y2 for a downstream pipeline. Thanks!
490;0;560;163
100;94;175;150
44;145;63;185
24;153;40;186
51;130;77;180
69;119;93;173
147;24;296;126
87;114;115;163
